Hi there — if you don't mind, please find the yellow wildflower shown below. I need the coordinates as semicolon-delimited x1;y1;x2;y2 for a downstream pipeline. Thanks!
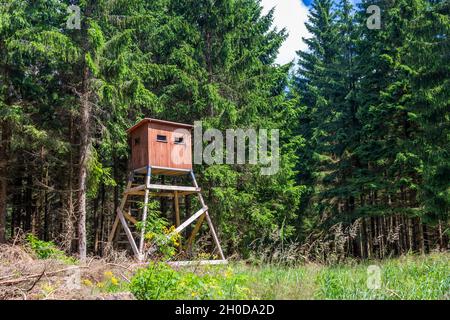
171;235;180;247
111;276;119;286
145;232;155;240
198;252;210;259
41;283;54;295
224;267;233;278
82;279;93;287
96;282;105;288
104;271;113;278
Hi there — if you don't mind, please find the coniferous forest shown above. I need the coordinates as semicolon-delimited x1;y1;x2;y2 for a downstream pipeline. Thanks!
0;0;448;271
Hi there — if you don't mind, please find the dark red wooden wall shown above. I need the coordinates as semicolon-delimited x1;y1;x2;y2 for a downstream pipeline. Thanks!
129;119;192;171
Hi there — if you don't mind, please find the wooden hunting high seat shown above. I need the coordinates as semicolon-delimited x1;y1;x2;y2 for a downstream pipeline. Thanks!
108;118;226;265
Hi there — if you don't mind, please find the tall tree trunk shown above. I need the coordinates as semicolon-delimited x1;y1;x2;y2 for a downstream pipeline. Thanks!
35;148;47;239
366;217;372;259
78;66;91;262
43;189;49;241
63;113;75;252
11;176;22;239
407;217;413;251
0;120;10;243
397;216;403;255
423;223;429;253
415;217;424;254
437;220;444;250
359;195;365;258
93;184;104;255
97;184;106;255
379;216;385;259
24;173;32;232
92;186;100;254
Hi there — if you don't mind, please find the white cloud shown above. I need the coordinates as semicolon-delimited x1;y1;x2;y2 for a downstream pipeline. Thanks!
260;0;310;65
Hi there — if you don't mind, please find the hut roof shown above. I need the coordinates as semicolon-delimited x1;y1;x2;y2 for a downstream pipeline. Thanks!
127;118;194;134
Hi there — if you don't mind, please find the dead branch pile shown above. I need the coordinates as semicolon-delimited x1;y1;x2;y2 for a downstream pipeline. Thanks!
0;243;137;300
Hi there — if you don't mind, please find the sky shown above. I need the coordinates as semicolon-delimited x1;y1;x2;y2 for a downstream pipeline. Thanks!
260;0;361;65
260;0;311;65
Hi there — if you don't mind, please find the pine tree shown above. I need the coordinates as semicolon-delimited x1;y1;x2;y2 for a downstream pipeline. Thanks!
293;0;343;234
353;0;427;256
63;0;154;259
0;0;74;243
408;0;449;245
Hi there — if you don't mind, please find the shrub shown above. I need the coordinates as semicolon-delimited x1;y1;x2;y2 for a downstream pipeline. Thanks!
130;262;182;300
130;262;251;300
26;234;75;264
136;200;180;260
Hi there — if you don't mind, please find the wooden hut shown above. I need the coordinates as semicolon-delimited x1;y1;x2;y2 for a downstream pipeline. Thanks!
128;118;193;174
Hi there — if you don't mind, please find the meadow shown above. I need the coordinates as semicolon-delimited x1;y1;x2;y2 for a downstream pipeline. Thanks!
130;253;450;300
1;237;448;300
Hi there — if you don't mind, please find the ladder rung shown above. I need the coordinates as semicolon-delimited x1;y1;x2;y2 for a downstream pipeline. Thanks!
124;185;200;193
147;184;200;192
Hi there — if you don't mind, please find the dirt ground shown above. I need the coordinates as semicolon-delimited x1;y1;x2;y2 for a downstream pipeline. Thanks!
0;243;138;300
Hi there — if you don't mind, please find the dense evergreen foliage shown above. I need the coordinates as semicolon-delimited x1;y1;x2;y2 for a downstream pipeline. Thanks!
0;0;448;261
293;0;449;260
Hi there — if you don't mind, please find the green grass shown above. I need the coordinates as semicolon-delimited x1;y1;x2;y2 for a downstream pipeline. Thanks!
230;252;449;300
127;252;449;300
231;264;318;299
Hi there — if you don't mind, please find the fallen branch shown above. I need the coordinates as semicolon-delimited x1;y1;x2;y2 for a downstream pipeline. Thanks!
27;268;46;292
117;271;130;283
106;263;133;271
0;265;88;286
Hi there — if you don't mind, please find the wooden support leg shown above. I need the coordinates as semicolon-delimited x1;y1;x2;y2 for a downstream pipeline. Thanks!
117;208;139;258
108;172;134;246
174;191;181;227
174;191;181;250
139;166;152;260
108;216;120;246
190;171;225;260
204;212;225;260
186;213;205;250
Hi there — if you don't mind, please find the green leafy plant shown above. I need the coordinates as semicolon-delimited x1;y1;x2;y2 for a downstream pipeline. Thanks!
82;271;128;294
136;200;180;260
26;234;76;264
130;262;251;300
130;262;183;300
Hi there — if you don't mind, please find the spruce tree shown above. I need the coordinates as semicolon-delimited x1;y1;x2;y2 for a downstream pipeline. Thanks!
293;0;342;235
408;0;449;235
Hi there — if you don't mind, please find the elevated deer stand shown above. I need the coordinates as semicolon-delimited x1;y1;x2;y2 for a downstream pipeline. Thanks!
107;118;226;265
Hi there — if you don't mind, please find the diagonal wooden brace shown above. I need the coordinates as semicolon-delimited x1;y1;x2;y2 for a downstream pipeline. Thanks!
117;207;140;259
174;206;208;234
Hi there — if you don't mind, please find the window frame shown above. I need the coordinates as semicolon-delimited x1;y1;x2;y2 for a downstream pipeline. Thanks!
156;134;168;143
174;136;185;145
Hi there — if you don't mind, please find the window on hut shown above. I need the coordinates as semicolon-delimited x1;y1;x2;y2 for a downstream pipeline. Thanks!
156;134;167;142
174;136;184;144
